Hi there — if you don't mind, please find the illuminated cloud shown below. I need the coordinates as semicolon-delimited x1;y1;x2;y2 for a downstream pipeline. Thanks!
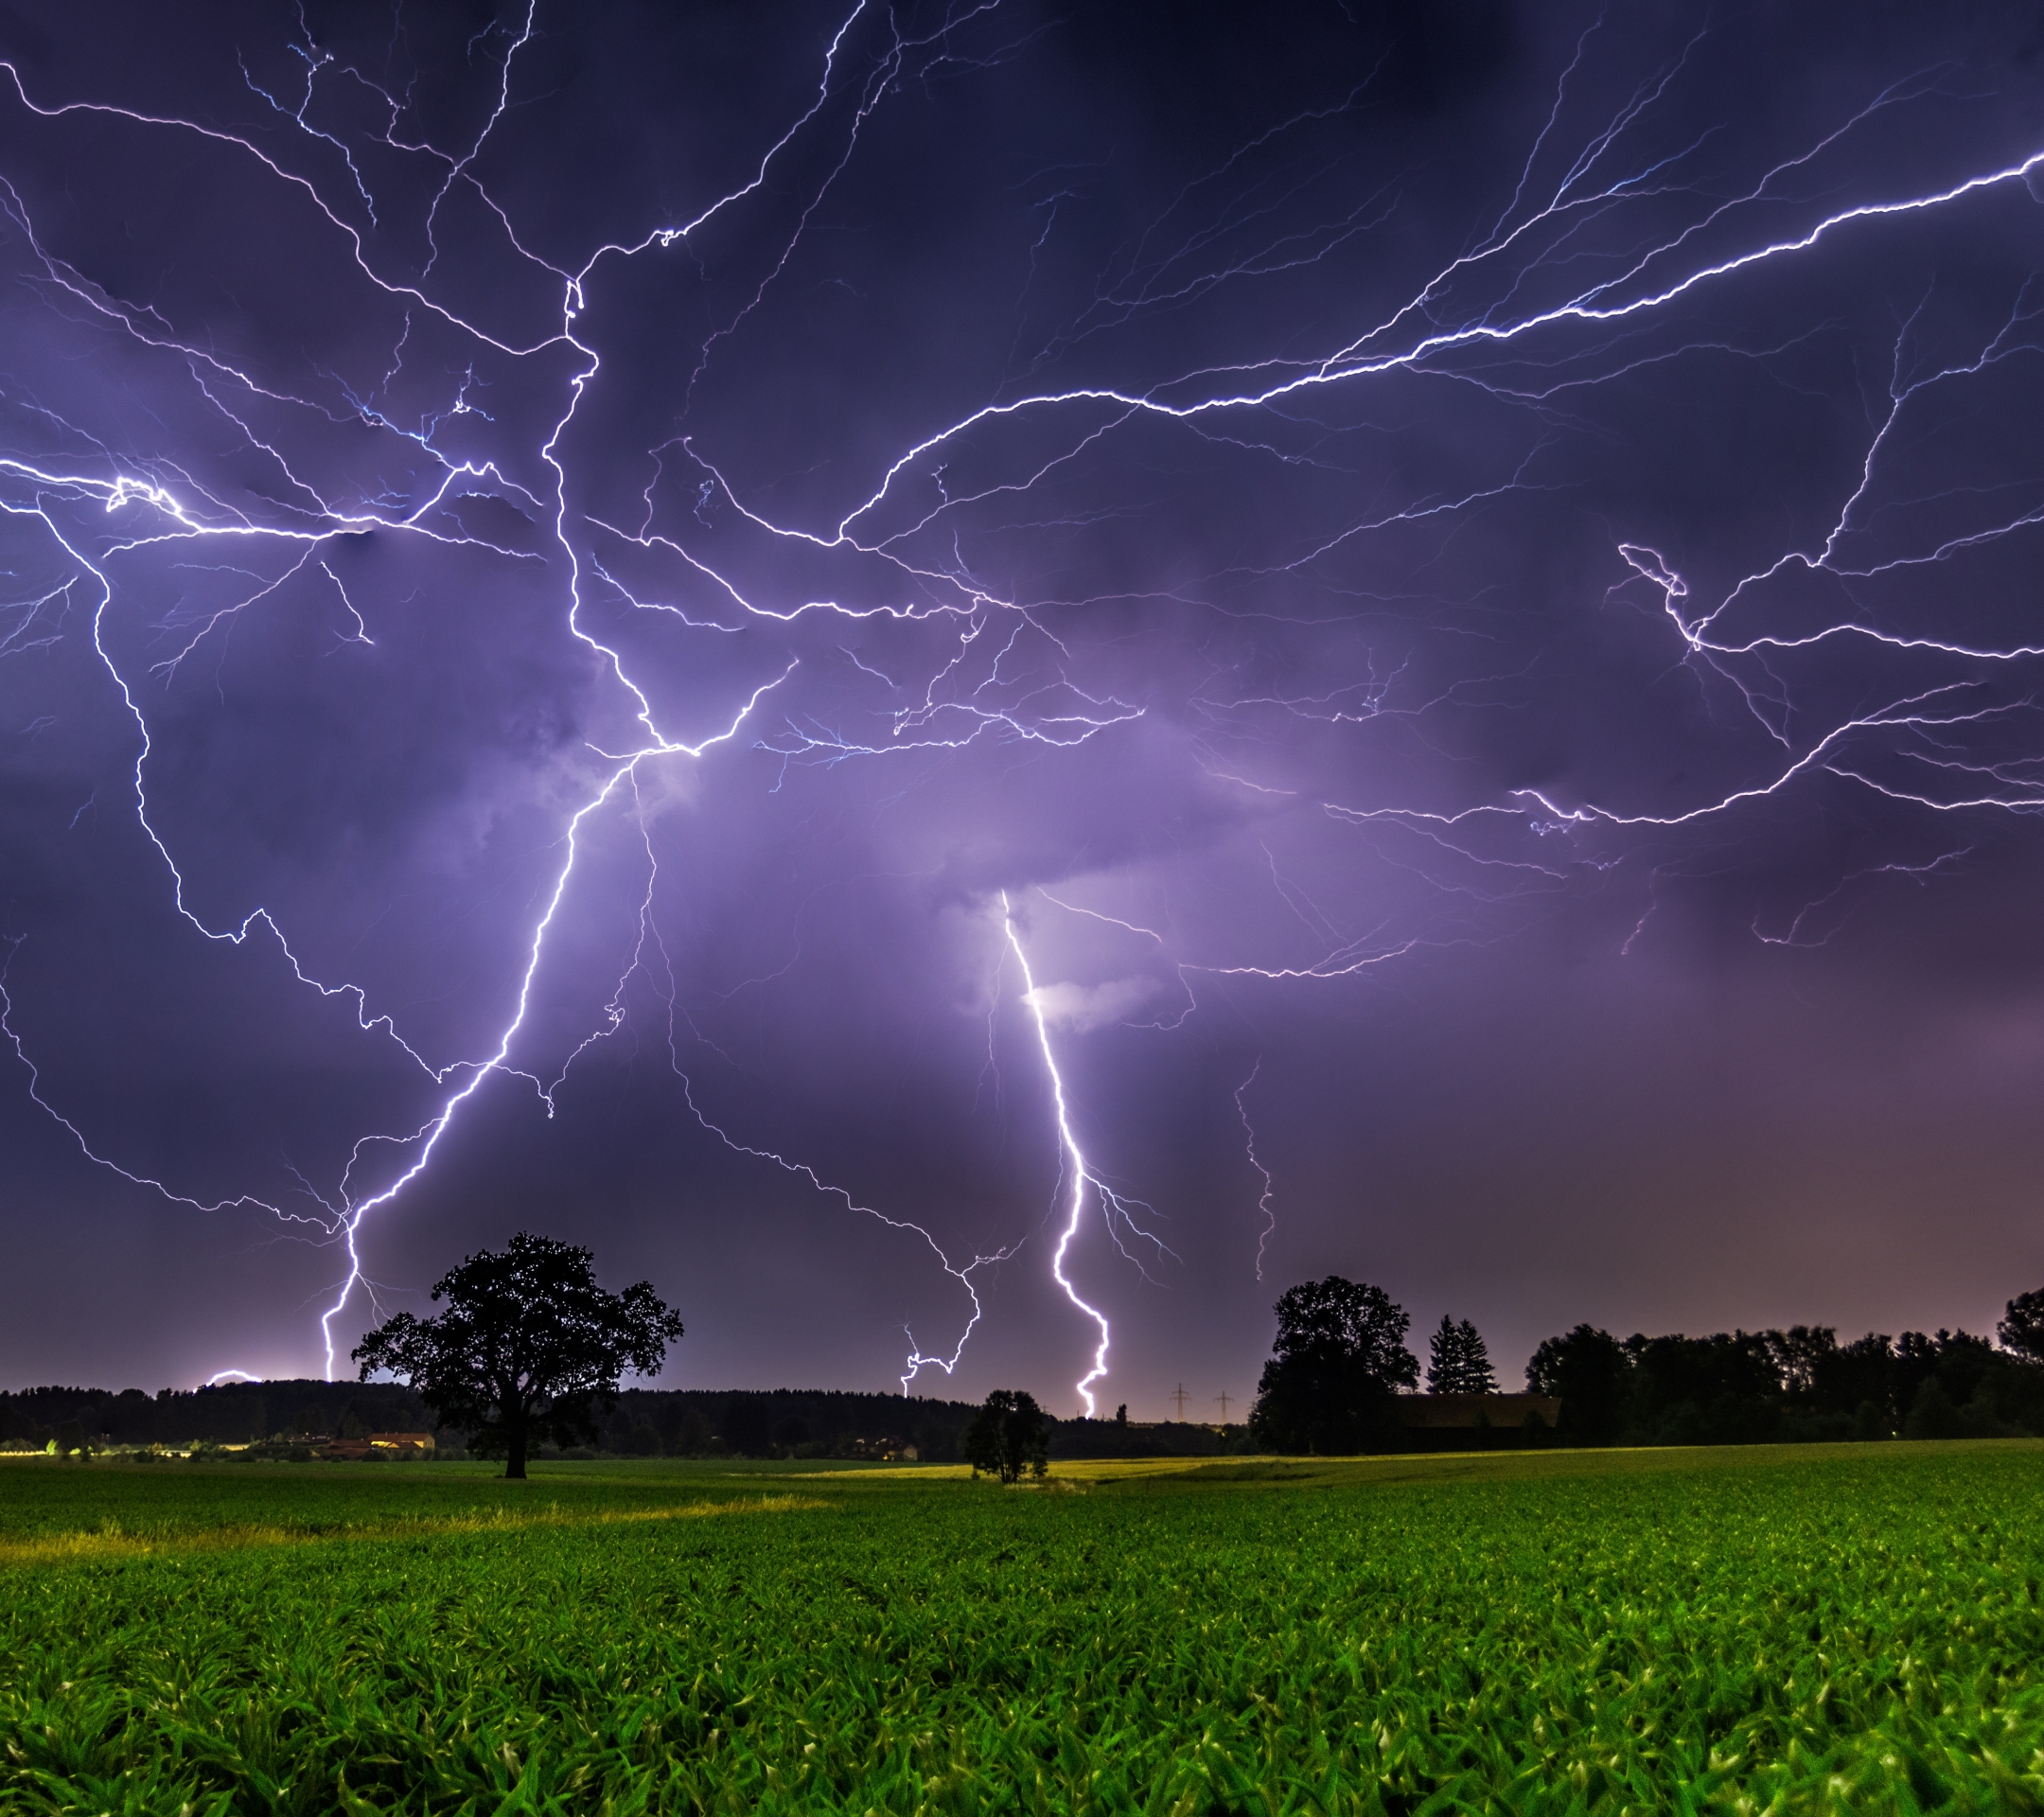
1021;978;1162;1035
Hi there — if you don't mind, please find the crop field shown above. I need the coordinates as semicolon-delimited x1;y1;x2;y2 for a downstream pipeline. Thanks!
2;1442;2041;1814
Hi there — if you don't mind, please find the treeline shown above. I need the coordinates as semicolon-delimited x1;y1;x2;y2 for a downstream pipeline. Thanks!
0;1382;982;1458
576;1388;981;1459
1526;1320;2044;1447
0;1381;434;1452
0;1380;1251;1462
1247;1275;2044;1455
492;1391;1242;1461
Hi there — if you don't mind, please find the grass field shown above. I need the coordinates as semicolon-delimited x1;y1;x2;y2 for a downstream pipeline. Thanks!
2;1442;2040;1813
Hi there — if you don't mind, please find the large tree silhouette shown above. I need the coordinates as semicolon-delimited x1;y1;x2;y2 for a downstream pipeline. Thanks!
354;1232;683;1478
1249;1276;1418;1455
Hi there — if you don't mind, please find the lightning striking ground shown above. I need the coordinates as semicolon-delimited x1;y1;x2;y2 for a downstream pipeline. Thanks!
1001;891;1113;1416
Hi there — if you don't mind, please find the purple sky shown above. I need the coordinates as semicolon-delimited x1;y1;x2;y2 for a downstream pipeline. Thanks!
4;1;2044;1414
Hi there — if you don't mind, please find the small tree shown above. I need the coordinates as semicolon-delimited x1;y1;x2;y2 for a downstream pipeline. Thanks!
962;1389;1049;1484
353;1232;683;1479
1425;1315;1499;1394
1248;1276;1418;1455
2000;1288;2044;1364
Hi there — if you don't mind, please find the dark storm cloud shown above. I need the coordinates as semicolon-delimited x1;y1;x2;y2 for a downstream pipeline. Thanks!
3;1;2044;1407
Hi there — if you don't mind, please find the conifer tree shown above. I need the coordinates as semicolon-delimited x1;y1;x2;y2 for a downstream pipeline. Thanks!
1426;1315;1499;1395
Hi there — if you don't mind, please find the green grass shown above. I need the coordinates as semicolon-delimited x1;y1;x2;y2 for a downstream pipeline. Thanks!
3;1442;2041;1813
0;1454;839;1552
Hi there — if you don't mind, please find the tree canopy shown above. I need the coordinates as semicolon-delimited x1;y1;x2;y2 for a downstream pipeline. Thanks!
2000;1289;2044;1364
961;1389;1049;1484
1522;1315;2044;1447
353;1232;683;1478
1524;1322;1630;1445
1248;1276;1418;1455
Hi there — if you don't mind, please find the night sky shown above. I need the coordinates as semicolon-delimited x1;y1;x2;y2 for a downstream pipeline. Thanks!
5;1;2044;1413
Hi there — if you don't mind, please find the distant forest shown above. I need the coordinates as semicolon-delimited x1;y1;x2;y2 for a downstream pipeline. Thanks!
0;1381;1252;1463
1524;1319;2044;1447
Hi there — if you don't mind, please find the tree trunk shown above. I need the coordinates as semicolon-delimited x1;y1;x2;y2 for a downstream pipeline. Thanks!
504;1406;528;1480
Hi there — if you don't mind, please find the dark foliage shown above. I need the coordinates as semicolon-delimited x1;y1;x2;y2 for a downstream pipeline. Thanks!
0;1380;436;1451
608;1388;975;1461
1425;1315;1498;1395
719;1395;773;1457
1249;1277;1419;1455
1623;1331;1784;1447
1524;1316;2044;1447
2000;1288;2044;1365
1049;1419;1252;1461
0;1381;995;1461
353;1233;683;1479
962;1389;1050;1484
1525;1324;1632;1445
0;1383;1231;1464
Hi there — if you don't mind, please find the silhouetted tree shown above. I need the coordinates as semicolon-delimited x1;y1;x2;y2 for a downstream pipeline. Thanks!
1824;1332;1901;1437
1622;1330;1784;1446
1524;1324;1630;1445
1765;1325;1839;1402
1249;1276;1418;1454
1425;1315;1498;1394
962;1389;1048;1483
353;1232;683;1479
1896;1328;1994;1419
2000;1288;2044;1364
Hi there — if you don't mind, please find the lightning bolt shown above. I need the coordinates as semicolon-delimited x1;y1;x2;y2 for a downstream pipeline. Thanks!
999;891;1178;1415
1235;1061;1277;1281
1000;891;1112;1416
1;4;2040;1397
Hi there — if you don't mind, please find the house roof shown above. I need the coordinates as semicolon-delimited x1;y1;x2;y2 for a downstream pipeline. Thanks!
1399;1393;1560;1428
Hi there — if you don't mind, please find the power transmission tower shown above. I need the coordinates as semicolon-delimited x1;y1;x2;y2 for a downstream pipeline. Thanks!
1214;1390;1232;1423
1170;1382;1189;1420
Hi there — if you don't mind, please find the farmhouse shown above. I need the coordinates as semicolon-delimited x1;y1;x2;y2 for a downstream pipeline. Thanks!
1399;1394;1559;1451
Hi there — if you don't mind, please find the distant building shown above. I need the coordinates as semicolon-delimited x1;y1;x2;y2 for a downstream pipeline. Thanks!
1400;1394;1559;1450
316;1432;434;1461
838;1435;916;1461
369;1432;435;1455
